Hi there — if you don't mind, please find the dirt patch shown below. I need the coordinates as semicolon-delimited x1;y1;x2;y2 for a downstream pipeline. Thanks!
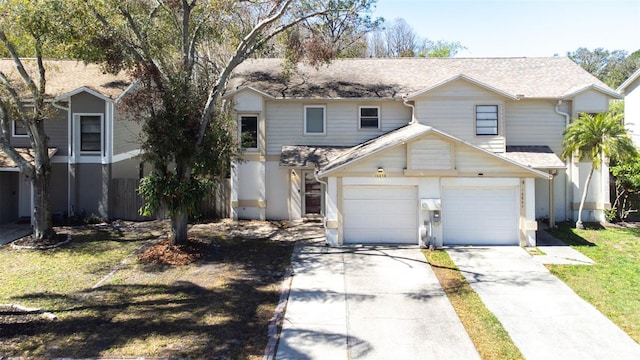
137;238;209;266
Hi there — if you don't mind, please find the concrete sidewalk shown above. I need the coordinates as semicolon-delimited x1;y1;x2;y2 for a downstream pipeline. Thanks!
275;240;479;359
447;246;640;360
0;222;31;246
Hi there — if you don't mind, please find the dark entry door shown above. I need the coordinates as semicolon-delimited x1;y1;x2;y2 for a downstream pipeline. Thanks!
303;171;321;215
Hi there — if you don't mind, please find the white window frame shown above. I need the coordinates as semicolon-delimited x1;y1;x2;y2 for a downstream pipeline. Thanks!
238;114;259;150
12;120;28;137
74;113;104;155
304;105;326;136
475;104;499;136
358;106;381;130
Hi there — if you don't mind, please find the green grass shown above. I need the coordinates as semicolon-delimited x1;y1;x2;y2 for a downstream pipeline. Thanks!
424;250;524;360
546;223;640;343
0;221;295;359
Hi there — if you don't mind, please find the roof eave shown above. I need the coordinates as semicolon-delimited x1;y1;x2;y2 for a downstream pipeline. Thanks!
222;85;276;100
405;74;518;101
563;84;622;100
616;68;640;94
55;86;115;103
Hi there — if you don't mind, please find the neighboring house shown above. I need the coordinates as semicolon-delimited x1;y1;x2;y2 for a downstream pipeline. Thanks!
226;57;620;247
0;60;143;224
617;67;640;147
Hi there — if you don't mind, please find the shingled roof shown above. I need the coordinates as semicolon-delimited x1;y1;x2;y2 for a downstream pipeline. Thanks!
227;57;618;100
0;59;131;100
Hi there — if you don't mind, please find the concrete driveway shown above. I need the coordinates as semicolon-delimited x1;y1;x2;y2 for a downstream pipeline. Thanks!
275;239;479;360
447;246;640;360
0;222;31;246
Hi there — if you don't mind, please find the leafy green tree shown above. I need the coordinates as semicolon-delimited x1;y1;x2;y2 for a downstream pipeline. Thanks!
562;112;637;228
568;47;640;89
85;0;379;245
610;159;640;221
0;0;82;240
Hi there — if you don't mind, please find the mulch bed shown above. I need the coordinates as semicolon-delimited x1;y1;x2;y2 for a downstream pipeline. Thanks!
137;238;210;266
11;233;70;250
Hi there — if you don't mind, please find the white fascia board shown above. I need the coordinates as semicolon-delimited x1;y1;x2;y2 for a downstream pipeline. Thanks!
55;86;114;103
617;68;640;94
406;74;518;100
222;86;276;100
112;149;142;163
563;84;622;100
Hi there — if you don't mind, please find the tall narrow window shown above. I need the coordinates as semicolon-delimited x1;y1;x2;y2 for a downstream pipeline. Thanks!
359;106;380;129
12;120;28;136
304;105;325;135
476;105;498;135
81;116;102;151
240;115;258;149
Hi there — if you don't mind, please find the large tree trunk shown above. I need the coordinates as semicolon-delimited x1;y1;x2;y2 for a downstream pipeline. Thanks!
170;211;189;245
31;160;54;240
576;166;594;230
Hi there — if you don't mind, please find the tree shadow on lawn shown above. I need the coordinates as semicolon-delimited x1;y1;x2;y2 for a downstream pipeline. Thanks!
546;222;597;247
1;237;295;359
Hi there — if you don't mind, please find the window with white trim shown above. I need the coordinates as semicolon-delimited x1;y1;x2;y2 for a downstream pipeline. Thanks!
80;115;102;152
12;120;28;137
304;105;325;135
359;106;380;129
240;115;258;149
476;105;498;135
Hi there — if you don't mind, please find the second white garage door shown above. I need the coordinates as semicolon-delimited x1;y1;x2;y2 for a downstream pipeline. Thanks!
343;186;417;244
442;186;519;245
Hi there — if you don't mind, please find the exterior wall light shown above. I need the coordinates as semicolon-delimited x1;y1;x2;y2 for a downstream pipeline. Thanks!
376;167;386;178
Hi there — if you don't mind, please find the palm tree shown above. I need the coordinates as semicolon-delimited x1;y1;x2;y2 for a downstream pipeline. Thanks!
562;112;637;229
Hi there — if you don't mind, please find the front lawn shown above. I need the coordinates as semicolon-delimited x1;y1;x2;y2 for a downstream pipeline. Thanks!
546;223;640;343
0;220;301;359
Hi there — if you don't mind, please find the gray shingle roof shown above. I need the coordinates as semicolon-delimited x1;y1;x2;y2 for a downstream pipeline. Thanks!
228;57;617;100
503;146;566;169
0;59;131;99
280;145;350;167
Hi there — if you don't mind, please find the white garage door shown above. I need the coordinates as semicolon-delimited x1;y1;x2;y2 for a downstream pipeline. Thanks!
442;186;519;245
343;186;417;244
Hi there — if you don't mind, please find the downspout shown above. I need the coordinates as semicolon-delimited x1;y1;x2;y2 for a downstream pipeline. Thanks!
314;168;329;244
402;96;417;124
52;98;73;218
555;100;571;221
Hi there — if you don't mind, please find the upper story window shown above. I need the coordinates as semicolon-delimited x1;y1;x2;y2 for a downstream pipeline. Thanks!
80;115;102;152
240;115;258;149
476;105;498;135
359;106;380;129
304;105;326;135
12;120;28;137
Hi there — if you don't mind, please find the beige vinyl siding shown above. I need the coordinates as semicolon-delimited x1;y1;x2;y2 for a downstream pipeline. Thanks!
455;145;529;175
71;92;105;115
414;80;505;152
409;138;452;170
334;145;407;175
505;100;567;154
265;100;410;155
113;116;142;155
9;108;68;156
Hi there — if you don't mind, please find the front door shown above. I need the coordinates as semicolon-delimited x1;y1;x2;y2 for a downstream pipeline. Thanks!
19;173;32;219
303;170;322;215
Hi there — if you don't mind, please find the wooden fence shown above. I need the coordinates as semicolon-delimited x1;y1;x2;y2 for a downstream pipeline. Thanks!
110;178;231;221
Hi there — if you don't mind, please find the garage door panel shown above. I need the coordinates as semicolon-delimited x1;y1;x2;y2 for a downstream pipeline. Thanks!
343;186;417;244
442;186;519;245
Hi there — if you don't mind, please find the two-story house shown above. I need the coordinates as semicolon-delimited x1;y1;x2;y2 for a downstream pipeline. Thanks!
226;57;619;247
0;60;142;224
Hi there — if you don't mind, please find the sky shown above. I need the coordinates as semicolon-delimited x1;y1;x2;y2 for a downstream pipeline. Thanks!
372;0;640;57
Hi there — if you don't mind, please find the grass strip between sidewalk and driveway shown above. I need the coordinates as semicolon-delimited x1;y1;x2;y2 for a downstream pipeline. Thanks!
545;223;640;343
424;250;524;360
